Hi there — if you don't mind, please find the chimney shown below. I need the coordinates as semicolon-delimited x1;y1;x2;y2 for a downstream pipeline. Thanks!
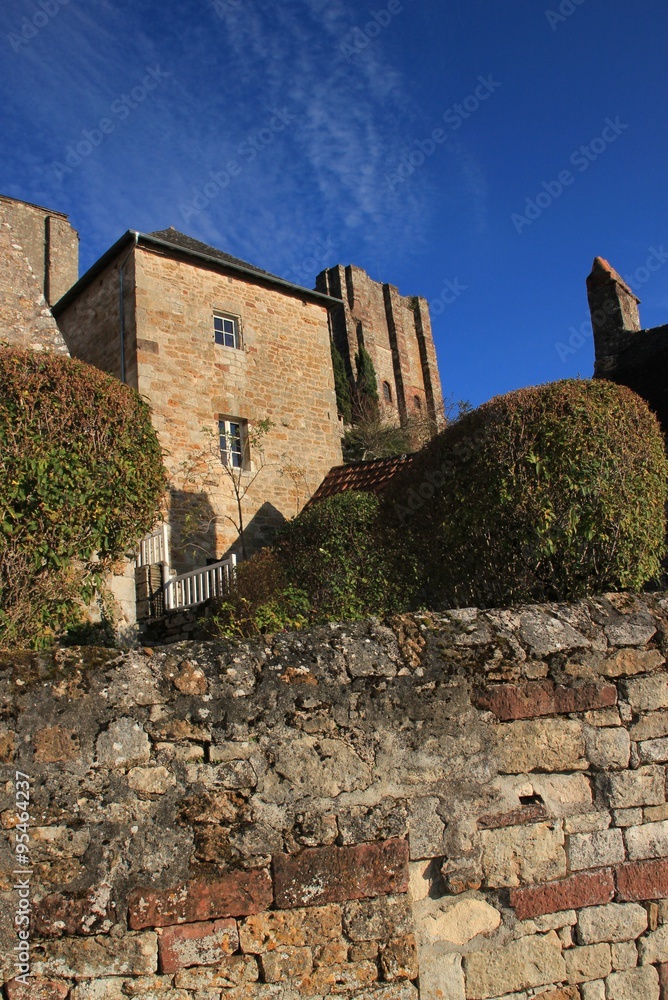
587;256;641;362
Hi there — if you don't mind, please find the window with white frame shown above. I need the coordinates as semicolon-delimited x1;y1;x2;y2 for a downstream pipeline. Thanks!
214;312;241;349
218;417;247;469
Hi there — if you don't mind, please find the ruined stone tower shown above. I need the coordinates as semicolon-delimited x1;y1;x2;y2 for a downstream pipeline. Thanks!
589;255;668;433
316;264;443;429
0;195;78;354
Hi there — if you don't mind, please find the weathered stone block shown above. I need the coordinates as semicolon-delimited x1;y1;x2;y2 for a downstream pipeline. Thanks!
611;940;637;970
600;648;664;677
416;897;501;945
31;932;158;979
580;983;606;1000
339;798;409;847
127;766;175;796
630;710;668;742
568;828;625;871
158;917;238;972
625;819;668;860
4;978;69;1000
259;945;313;982
638;737;668;764
33;726;80;763
273;839;409;909
481;822;567;888
342;894;412;942
96;718;151;768
173;955;259;989
577;902;647;944
463;930;566;999
408;797;445;859
584;726;630;770
239;904;342;952
638;923;668;964
563;943;612;983
380;934;419;981
623;674;668;713
510;869;615;920
475;680;615;721
605;765;665;808
616;858;668;901
496;719;586;773
605;966;660;999
128;869;272;928
33;891;114;938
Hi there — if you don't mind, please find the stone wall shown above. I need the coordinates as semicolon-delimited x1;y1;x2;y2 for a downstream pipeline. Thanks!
3;593;668;998
0;196;79;307
0;221;69;355
316;265;443;430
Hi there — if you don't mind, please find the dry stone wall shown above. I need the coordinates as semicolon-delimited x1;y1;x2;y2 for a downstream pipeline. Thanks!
3;594;668;998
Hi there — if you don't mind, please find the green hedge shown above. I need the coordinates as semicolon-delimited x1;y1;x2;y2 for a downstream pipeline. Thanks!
0;347;166;647
386;379;668;607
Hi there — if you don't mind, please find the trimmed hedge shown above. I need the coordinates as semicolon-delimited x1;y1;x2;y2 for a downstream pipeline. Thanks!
386;379;668;607
0;347;166;647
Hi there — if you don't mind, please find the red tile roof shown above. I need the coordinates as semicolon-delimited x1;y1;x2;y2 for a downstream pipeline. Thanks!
308;455;416;506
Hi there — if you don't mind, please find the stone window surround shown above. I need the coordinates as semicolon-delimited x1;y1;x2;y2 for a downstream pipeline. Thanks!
213;309;242;350
218;415;249;470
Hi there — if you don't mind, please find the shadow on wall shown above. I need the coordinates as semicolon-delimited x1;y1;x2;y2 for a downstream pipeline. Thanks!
226;501;287;562
168;491;287;570
168;489;218;572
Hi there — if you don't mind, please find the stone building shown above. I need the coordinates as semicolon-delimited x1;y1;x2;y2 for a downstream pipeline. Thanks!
0;192;444;593
316;264;443;428
589;255;668;432
53;226;346;570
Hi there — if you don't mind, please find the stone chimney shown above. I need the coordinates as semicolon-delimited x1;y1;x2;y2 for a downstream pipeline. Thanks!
587;256;641;362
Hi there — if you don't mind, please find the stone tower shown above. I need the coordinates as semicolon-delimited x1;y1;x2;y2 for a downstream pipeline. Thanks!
0;195;78;354
316;264;443;429
586;256;641;363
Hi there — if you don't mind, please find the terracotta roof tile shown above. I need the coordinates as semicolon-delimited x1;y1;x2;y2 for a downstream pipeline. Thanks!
308;455;416;506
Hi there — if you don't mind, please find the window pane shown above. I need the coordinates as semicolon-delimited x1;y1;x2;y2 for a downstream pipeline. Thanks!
223;319;234;333
224;332;235;347
214;317;224;330
215;330;224;345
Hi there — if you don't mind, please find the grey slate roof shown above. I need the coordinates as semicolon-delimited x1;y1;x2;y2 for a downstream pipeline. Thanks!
147;228;279;282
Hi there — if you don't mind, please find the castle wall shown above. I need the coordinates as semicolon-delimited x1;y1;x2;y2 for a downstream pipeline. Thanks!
3;593;668;998
317;264;444;428
0;220;69;355
133;245;342;567
0;196;78;306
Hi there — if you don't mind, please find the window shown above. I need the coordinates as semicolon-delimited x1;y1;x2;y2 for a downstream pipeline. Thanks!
219;418;247;469
382;381;392;403
214;313;240;349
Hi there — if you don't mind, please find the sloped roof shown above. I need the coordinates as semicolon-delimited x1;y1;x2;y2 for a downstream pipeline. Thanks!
308;455;416;505
148;228;279;282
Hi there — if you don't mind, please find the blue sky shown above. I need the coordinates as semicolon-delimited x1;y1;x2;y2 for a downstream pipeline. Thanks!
1;0;666;407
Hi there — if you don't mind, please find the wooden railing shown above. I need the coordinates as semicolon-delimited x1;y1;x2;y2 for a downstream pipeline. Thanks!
135;523;169;569
163;555;237;611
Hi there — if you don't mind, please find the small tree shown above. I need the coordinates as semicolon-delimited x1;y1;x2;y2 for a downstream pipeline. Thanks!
170;418;283;562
